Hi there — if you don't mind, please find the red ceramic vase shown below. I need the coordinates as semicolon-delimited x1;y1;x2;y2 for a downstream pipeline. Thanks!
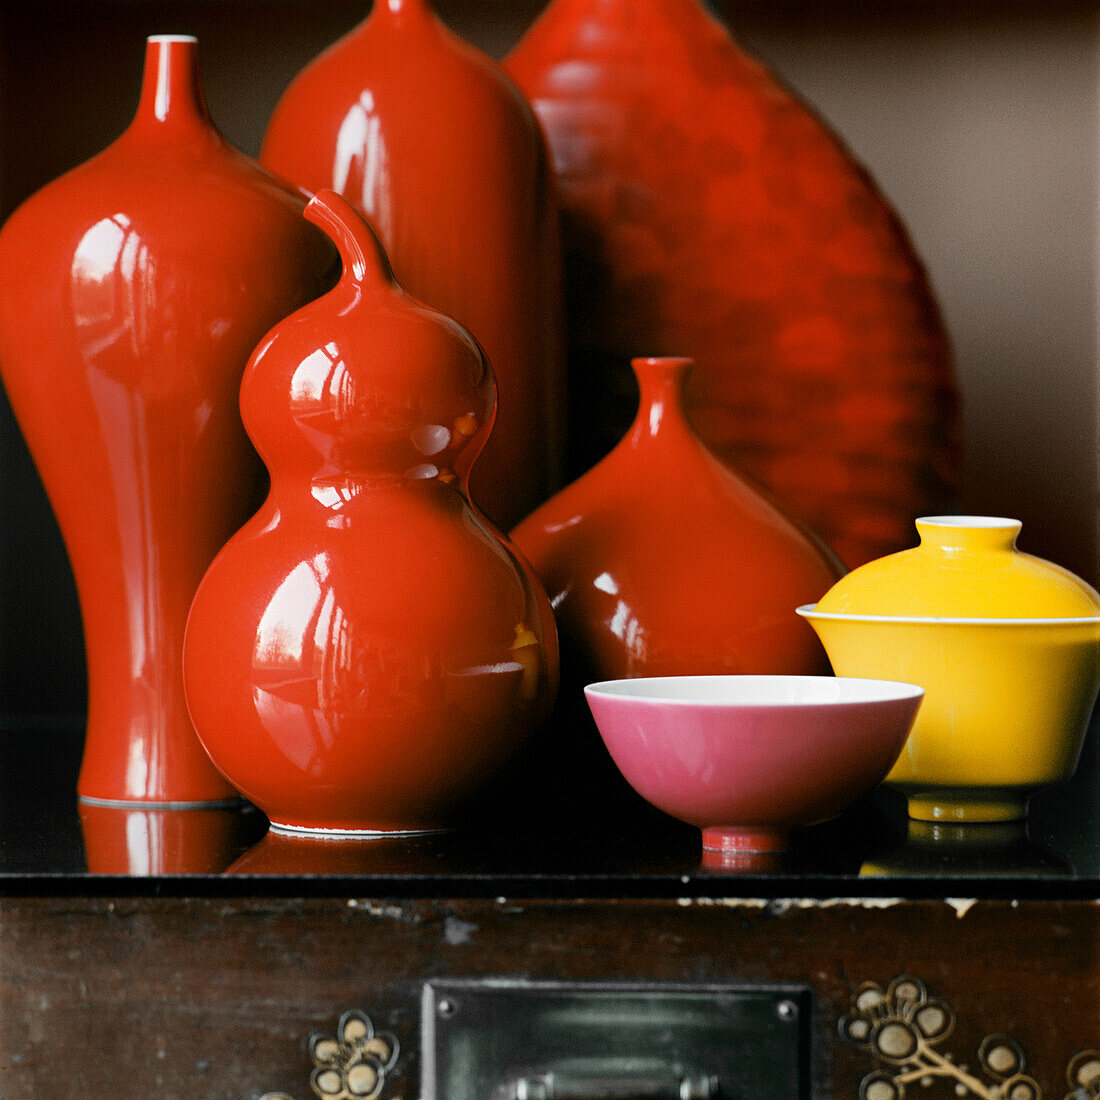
512;356;841;686
183;190;558;836
512;355;840;817
261;0;563;531
507;0;960;567
0;36;334;805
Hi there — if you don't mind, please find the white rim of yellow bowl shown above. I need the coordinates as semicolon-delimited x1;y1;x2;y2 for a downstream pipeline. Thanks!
796;603;1100;626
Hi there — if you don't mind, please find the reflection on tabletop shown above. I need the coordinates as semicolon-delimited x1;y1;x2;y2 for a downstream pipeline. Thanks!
861;819;1074;879
78;801;264;876
0;723;1095;880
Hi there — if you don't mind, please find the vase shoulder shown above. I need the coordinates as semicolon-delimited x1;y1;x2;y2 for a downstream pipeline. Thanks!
509;0;728;56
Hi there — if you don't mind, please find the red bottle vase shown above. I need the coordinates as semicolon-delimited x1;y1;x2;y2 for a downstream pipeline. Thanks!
183;190;558;836
0;36;335;804
261;0;564;531
511;355;841;816
507;0;960;567
512;356;840;685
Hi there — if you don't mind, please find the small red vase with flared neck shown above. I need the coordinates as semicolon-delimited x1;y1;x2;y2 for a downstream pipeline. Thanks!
512;355;841;818
507;0;960;567
0;35;334;805
183;190;558;836
261;0;563;531
513;355;840;685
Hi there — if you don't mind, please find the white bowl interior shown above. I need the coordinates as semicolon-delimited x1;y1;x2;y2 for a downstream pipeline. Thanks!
918;514;1020;528
584;675;923;707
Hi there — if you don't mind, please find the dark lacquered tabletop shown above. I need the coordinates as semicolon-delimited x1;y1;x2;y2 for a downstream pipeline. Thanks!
2;710;1097;898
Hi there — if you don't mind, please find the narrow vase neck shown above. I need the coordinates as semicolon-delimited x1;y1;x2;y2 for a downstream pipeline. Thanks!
628;357;694;443
537;0;713;29
370;0;438;28
915;516;1021;555
133;35;215;134
305;189;394;293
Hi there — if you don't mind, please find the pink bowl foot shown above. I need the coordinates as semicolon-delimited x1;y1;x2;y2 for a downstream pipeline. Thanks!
700;847;787;873
701;825;790;854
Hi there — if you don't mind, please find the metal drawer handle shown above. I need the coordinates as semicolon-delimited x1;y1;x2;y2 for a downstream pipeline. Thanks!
509;1071;719;1098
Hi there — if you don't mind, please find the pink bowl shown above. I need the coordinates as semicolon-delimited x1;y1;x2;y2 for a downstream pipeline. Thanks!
584;675;923;853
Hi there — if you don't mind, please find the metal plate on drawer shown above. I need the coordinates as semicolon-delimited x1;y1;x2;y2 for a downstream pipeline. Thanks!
421;979;811;1099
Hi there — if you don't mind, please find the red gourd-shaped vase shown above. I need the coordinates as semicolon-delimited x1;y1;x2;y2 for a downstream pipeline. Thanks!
183;190;558;836
261;0;563;531
0;36;334;805
512;356;840;684
507;0;960;567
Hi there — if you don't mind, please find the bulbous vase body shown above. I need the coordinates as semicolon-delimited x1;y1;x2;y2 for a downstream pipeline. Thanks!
183;191;558;835
512;357;840;686
0;37;335;804
261;0;563;530
507;0;960;566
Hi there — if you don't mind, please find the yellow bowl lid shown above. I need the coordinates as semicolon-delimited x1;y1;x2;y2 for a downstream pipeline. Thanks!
813;516;1100;620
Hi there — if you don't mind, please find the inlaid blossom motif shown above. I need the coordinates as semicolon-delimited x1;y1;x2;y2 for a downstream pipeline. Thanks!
261;1010;400;1100
841;976;1100;1100
840;976;1040;1100
1066;1051;1100;1100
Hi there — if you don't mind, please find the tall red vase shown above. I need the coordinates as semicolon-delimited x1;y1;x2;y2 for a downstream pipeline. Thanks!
0;36;335;805
261;0;563;531
182;190;558;836
507;0;960;567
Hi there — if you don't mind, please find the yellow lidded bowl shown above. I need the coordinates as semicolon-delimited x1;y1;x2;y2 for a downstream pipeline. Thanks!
797;516;1100;822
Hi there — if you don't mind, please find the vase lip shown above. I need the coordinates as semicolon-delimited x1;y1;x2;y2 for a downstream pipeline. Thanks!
137;32;214;129
375;0;436;21
630;355;695;388
632;355;694;370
